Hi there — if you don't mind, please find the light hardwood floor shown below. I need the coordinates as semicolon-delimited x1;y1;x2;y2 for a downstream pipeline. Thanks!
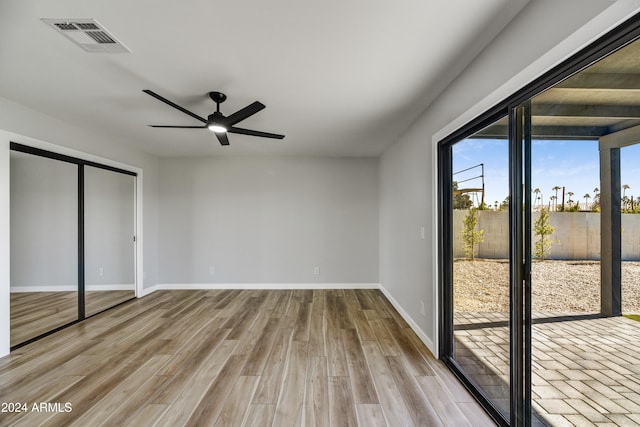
10;291;135;346
0;289;495;426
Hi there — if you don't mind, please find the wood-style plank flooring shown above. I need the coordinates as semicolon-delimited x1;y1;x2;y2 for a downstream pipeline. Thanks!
10;291;135;346
0;289;495;426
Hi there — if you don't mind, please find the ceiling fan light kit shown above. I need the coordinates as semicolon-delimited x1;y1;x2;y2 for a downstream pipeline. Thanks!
143;89;285;146
207;124;227;133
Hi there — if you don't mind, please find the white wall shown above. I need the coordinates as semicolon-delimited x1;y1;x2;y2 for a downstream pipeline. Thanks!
0;95;160;357
379;0;640;355
159;156;379;285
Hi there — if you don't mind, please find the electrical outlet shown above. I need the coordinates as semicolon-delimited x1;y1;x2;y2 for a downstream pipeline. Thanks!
98;267;104;277
420;226;425;240
314;266;320;275
209;266;215;275
420;301;426;316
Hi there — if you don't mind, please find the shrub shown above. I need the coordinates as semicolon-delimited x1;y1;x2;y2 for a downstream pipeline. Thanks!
534;208;556;261
462;208;484;260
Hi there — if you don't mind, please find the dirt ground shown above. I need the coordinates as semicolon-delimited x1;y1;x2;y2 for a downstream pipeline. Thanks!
453;259;640;313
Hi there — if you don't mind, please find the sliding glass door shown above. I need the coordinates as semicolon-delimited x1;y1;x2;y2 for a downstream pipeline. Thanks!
441;20;640;427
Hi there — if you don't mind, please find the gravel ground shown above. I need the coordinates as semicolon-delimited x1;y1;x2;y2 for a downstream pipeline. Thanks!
453;259;640;313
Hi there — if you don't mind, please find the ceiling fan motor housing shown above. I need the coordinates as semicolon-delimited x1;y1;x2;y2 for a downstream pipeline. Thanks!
208;111;226;125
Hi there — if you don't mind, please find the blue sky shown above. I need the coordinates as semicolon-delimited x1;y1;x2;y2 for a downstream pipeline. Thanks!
452;139;640;209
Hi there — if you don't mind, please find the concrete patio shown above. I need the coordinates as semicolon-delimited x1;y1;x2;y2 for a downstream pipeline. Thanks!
454;312;640;426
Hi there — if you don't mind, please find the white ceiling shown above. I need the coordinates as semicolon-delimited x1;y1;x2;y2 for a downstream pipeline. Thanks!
0;0;528;157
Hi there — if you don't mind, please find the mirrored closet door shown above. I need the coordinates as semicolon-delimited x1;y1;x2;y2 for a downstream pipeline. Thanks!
9;143;137;349
84;166;136;317
10;150;79;346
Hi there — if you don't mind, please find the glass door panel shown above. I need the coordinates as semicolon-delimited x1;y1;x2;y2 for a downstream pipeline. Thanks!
84;166;136;317
450;116;511;419
525;36;640;425
9;151;78;346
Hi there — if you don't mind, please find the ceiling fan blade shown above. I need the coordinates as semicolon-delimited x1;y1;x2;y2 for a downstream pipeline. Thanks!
224;101;265;126
143;90;207;124
228;126;285;139
215;132;230;146
149;125;207;128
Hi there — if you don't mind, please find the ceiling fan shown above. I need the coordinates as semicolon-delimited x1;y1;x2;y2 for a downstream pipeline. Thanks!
143;89;285;146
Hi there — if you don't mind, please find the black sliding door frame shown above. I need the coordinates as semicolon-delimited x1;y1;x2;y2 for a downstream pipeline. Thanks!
508;105;524;426
508;102;533;426
9;142;137;350
438;107;512;426
522;100;533;427
438;13;640;427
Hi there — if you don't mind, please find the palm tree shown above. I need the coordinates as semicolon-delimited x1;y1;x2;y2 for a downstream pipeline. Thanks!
583;193;590;210
533;188;541;208
623;184;631;210
592;187;600;211
567;191;574;209
550;195;557;211
552;186;561;208
500;196;510;211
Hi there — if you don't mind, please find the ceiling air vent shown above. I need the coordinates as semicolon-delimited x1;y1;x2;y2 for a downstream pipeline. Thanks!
42;18;130;53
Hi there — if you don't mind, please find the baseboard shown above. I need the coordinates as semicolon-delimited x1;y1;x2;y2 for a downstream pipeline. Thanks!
153;283;380;291
139;285;158;297
378;284;436;355
11;284;135;292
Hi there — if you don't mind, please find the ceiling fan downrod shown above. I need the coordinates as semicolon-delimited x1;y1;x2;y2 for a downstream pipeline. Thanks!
209;91;227;113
